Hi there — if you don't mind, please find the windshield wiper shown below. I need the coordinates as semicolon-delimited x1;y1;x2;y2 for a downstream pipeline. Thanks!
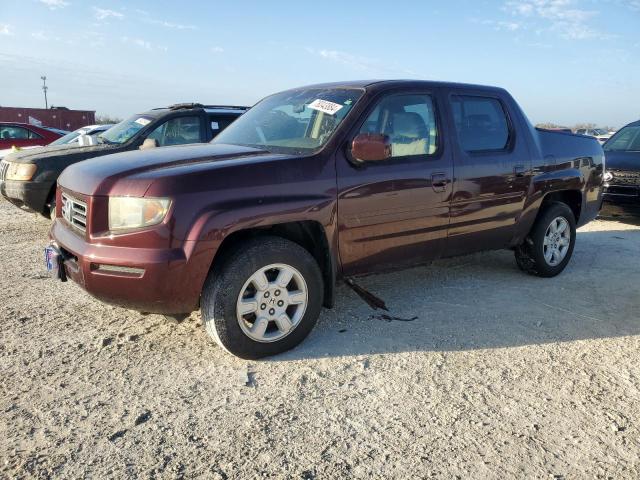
231;142;271;153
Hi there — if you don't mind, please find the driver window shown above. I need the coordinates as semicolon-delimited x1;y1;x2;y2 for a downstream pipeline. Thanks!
146;116;200;147
359;94;438;157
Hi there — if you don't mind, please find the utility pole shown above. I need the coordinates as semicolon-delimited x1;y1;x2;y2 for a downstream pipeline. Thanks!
41;75;48;109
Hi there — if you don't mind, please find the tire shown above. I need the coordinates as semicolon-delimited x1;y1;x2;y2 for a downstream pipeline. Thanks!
515;201;576;277
201;236;323;359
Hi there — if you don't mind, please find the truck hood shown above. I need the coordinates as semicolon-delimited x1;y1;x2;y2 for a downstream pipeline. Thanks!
2;143;119;164
58;143;283;197
604;150;640;171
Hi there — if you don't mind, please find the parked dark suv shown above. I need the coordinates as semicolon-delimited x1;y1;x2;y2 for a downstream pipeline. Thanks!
602;119;640;213
0;104;247;217
47;81;604;358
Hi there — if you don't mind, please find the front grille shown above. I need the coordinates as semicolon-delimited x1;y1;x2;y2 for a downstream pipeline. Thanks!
61;192;87;232
0;160;9;181
610;170;640;187
604;185;639;197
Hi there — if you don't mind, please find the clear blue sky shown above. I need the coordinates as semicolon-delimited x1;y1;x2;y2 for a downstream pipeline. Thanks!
0;0;638;127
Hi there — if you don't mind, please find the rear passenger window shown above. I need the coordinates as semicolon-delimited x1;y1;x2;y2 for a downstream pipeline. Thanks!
208;115;237;139
451;95;510;152
359;94;438;158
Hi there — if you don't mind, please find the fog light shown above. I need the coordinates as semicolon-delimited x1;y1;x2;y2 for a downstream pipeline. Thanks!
91;264;145;277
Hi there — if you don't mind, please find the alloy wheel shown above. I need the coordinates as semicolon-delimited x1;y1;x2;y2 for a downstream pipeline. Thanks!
543;216;571;266
236;263;308;343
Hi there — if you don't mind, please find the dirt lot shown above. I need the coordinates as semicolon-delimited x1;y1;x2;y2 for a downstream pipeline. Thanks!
1;198;639;479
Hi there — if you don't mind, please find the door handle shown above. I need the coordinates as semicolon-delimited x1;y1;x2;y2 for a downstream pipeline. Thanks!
431;173;448;193
514;165;527;177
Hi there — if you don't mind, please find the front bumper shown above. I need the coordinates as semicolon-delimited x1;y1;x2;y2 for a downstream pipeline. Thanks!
0;179;51;214
603;183;639;205
602;182;640;216
49;219;206;314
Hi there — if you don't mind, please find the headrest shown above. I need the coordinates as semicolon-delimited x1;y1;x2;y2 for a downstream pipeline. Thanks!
392;112;427;138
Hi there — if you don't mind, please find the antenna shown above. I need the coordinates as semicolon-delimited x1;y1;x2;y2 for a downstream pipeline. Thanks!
41;75;48;109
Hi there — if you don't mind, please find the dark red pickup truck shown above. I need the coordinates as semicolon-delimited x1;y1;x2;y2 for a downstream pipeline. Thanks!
48;80;604;358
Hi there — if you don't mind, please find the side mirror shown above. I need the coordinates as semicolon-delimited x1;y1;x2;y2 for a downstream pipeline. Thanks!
351;133;392;163
140;138;158;150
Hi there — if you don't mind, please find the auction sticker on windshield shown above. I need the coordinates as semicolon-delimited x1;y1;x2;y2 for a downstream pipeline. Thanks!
135;118;151;126
308;99;344;115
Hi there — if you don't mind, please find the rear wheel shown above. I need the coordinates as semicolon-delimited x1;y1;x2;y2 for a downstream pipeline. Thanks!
515;202;576;277
201;236;323;359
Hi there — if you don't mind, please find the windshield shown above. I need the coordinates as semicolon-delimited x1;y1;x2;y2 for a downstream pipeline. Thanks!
100;115;153;145
212;88;363;154
49;131;81;146
604;126;640;152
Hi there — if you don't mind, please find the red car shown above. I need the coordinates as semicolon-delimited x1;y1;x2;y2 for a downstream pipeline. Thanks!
0;122;62;149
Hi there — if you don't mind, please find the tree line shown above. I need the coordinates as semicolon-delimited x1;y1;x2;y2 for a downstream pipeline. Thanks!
536;122;616;132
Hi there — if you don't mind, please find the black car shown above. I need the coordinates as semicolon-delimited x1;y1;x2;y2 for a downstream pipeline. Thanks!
0;103;248;218
603;120;640;212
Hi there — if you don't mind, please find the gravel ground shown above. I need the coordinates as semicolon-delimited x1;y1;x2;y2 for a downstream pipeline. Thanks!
1;198;639;479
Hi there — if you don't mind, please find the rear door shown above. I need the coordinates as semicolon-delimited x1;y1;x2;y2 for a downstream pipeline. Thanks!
144;115;205;146
443;89;531;256
336;89;453;276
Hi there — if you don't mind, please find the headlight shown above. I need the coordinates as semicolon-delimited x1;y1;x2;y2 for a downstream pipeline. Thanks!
108;197;171;232
5;163;37;181
603;171;613;182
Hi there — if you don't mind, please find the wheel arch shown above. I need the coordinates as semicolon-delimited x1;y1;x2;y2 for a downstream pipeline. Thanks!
540;189;582;224
207;221;336;309
514;185;584;247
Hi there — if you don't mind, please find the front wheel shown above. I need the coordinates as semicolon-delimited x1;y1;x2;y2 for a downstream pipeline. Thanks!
201;236;323;359
515;202;577;277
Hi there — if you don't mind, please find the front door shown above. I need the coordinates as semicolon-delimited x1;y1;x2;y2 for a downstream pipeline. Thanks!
336;91;453;276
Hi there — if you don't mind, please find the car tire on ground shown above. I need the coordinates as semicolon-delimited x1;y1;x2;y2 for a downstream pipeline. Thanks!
515;201;577;277
201;236;323;359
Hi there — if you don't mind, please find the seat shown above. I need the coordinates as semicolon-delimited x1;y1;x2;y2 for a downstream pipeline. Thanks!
164;135;188;146
390;112;428;156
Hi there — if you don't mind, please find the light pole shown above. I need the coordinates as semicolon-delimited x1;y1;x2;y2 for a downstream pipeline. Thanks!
41;76;48;109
